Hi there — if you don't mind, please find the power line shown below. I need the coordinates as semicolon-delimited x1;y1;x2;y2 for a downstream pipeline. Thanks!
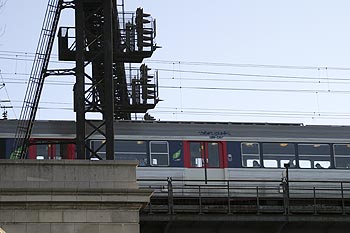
160;85;350;94
3;69;350;86
150;110;350;121
6;104;350;121
4;50;350;71
157;68;350;82
3;50;350;122
1;76;350;94
3;59;350;84
147;60;350;71
0;70;17;118
2;78;349;94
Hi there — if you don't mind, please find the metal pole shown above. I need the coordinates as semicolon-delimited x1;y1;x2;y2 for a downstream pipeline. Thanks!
227;180;231;214
167;177;174;214
285;163;290;202
283;163;290;215
199;185;203;214
149;198;153;214
313;187;317;215
74;0;86;159
256;186;260;215
341;182;345;215
103;0;115;160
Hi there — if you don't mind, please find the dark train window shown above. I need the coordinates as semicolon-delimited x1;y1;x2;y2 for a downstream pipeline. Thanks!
334;144;350;169
90;140;106;160
190;142;202;167
241;142;260;168
33;143;67;159
207;142;220;168
0;139;5;159
90;140;148;165
298;144;330;169
36;144;48;159
150;141;169;166
115;140;147;166
262;143;295;168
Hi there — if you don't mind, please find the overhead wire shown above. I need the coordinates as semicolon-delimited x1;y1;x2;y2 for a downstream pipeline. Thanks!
146;59;350;71
4;69;350;85
2;77;350;94
5;104;350;121
3;50;350;121
0;70;17;118
4;50;350;71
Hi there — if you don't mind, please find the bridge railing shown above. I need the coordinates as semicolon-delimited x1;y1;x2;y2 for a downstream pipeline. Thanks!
138;178;350;215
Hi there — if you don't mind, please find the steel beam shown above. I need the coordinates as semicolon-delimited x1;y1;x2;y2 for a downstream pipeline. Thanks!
103;0;115;160
75;0;86;159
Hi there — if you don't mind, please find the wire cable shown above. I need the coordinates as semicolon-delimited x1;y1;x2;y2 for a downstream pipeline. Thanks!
0;70;17;118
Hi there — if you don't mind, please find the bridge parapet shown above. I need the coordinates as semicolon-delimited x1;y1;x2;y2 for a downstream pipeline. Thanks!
0;160;152;233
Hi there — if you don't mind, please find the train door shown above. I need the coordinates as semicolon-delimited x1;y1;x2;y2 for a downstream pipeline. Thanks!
184;141;227;182
28;139;75;159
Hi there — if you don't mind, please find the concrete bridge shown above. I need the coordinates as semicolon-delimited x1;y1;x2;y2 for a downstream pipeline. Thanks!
0;160;151;233
2;160;350;233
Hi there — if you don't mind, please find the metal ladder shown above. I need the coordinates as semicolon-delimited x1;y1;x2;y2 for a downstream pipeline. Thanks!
11;0;63;159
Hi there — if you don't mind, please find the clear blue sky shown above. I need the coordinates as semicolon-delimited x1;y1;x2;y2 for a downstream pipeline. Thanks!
1;0;350;125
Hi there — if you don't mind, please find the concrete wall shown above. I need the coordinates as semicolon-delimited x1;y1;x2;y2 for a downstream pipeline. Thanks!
0;160;152;233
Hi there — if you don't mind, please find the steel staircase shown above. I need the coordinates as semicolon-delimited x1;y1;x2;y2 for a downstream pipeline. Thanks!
11;0;63;159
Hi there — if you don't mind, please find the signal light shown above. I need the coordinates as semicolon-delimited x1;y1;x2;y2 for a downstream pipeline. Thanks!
136;7;154;51
140;64;156;104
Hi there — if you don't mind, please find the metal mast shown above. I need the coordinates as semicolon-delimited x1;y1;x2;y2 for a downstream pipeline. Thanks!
58;0;159;160
12;0;159;160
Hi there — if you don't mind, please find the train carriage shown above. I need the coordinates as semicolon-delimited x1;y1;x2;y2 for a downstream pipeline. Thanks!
1;120;350;187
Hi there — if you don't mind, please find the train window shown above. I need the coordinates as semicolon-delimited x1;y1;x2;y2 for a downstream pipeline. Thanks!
333;144;350;169
208;142;220;168
262;143;295;168
264;160;278;168
115;140;148;166
149;141;169;166
298;144;330;169
36;144;49;159
55;145;61;159
299;160;311;168
281;159;296;168
90;140;106;160
190;142;202;167
241;142;260;168
28;139;75;160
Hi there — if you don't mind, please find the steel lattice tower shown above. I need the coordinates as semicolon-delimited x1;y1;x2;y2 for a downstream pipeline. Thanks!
13;0;160;160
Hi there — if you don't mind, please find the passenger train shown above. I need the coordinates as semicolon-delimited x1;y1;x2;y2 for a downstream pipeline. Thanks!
1;119;350;186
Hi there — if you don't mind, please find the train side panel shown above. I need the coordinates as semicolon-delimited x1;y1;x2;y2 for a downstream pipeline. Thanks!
0;138;6;159
227;141;242;168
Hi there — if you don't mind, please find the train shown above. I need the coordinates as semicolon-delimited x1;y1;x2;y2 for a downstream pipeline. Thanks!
1;119;350;179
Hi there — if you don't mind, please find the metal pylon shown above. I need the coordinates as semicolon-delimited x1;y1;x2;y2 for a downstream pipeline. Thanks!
12;0;160;160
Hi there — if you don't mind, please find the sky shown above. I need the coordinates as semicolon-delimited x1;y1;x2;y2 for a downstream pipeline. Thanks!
1;1;350;125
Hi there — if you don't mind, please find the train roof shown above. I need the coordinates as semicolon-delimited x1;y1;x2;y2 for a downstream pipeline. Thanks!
1;119;350;142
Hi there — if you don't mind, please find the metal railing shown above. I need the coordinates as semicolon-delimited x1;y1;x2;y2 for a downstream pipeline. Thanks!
138;178;350;215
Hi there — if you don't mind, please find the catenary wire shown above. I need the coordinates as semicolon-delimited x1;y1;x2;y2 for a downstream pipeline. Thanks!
3;50;350;71
3;50;350;121
0;70;17;118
